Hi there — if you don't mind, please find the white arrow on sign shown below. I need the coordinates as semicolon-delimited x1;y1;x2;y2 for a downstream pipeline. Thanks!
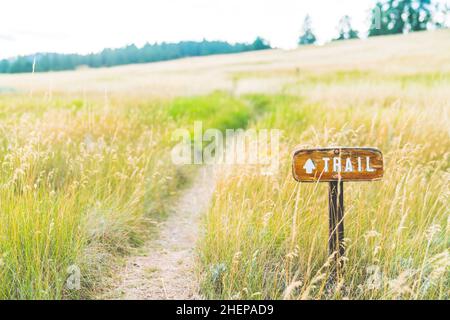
303;158;316;174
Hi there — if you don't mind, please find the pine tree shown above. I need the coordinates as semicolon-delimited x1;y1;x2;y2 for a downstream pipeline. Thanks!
334;15;359;41
298;15;317;45
369;0;437;36
252;37;271;50
406;0;433;31
369;1;390;36
386;0;407;34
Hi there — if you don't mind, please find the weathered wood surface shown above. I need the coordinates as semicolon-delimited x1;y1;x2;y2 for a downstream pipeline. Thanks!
292;147;383;182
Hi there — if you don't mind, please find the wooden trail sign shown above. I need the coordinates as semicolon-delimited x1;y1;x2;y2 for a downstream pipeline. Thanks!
292;147;383;182
292;147;383;283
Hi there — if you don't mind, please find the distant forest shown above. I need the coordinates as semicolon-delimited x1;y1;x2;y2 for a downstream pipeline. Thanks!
2;0;448;74
0;37;271;74
298;0;448;44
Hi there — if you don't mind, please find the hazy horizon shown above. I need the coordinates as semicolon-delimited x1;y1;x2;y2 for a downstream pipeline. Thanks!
0;0;395;59
1;0;449;60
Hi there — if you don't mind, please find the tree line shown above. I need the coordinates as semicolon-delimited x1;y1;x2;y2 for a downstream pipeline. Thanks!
0;37;270;74
1;0;448;73
299;0;448;44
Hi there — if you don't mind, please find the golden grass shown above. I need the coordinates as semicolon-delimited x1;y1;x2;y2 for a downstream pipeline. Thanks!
199;73;449;300
0;30;448;300
0;94;188;298
0;91;257;299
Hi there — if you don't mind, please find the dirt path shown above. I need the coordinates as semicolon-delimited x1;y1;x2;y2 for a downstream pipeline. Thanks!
108;166;217;299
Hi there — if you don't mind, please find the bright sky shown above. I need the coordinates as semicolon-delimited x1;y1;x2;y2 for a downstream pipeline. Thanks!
0;0;447;59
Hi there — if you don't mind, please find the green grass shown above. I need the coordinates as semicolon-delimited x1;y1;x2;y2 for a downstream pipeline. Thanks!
168;91;267;132
233;69;450;88
0;91;260;299
0;95;182;298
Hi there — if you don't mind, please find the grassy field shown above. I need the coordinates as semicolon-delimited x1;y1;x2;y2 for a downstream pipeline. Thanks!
199;89;449;300
0;95;180;298
0;92;259;299
0;30;448;299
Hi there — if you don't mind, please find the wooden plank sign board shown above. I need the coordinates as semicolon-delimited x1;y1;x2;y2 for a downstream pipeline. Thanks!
292;147;383;182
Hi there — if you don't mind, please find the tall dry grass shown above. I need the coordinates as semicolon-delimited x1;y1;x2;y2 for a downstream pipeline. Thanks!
0;94;189;298
199;73;450;299
0;30;448;300
0;91;257;299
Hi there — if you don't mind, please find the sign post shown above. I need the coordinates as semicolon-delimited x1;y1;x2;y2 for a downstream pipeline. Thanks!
328;180;344;280
292;147;383;283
